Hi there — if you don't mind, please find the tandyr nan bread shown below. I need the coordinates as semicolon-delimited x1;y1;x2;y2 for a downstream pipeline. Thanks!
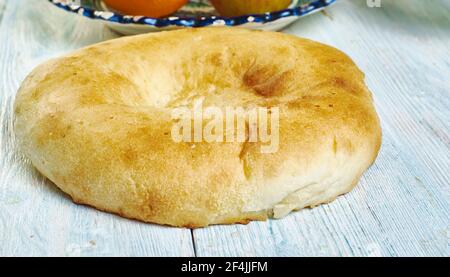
14;28;381;227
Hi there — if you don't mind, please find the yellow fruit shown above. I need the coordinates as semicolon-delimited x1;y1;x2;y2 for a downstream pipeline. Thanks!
210;0;292;17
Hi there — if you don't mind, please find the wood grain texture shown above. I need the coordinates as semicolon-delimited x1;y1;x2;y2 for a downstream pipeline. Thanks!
0;0;194;257
193;0;450;257
0;0;449;257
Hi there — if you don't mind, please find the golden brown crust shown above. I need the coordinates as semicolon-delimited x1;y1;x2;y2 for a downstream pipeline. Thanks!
14;28;381;228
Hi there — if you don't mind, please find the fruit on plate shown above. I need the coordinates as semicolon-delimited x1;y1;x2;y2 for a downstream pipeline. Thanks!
103;0;189;18
210;0;292;17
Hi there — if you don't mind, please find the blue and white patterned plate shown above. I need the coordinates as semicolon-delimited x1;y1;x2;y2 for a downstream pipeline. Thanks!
49;0;336;35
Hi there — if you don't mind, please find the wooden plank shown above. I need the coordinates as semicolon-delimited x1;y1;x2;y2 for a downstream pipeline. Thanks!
0;0;195;257
193;0;450;257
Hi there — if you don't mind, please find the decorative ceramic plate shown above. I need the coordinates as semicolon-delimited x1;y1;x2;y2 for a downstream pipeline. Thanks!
48;0;337;35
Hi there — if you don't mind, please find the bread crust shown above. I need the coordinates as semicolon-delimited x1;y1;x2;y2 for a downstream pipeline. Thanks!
14;28;381;228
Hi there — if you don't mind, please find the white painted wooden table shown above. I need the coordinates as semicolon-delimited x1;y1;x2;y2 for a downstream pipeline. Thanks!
0;0;449;257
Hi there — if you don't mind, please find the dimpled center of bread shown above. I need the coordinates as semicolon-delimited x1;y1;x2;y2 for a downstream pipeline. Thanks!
46;30;349;112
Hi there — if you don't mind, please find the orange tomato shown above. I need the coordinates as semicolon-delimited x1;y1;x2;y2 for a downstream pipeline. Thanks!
103;0;189;18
